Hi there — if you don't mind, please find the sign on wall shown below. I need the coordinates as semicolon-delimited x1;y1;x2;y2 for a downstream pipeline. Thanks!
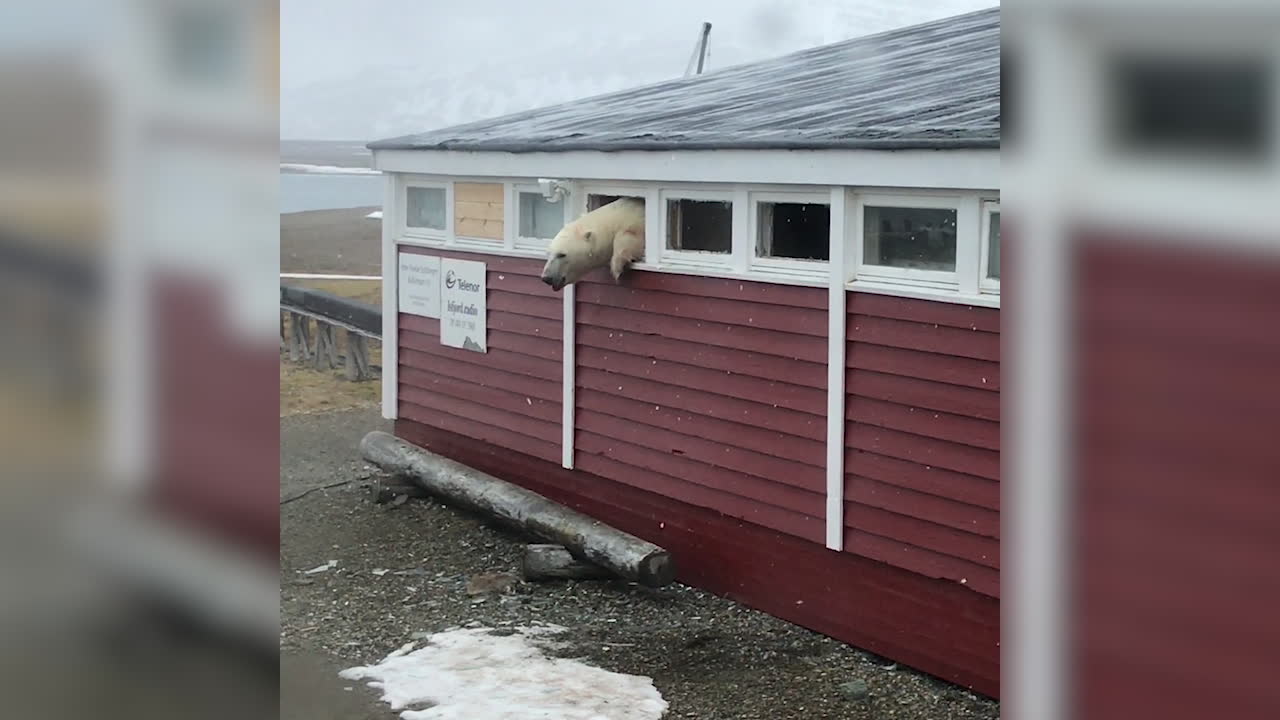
398;252;442;318
440;258;487;353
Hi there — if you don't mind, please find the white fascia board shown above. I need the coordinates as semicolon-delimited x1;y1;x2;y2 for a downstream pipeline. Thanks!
372;148;999;193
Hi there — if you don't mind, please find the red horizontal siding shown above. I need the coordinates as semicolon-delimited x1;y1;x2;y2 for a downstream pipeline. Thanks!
578;284;827;336
846;369;1000;422
575;274;828;544
574;451;825;543
401;340;560;383
579;269;827;309
848;448;999;511
577;347;826;416
396;419;1000;697
576;431;824;522
848;291;1000;332
401;318;561;362
845;423;999;481
578;367;826;441
577;325;826;389
847;396;999;451
849;313;1000;361
577;408;825;495
848;342;1000;391
843;526;1000;598
490;289;561;320
576;389;824;469
844;291;1001;599
843;499;999;571
578;303;826;363
845;474;1000;538
1072;238;1280;720
399;361;559;404
395;249;562;467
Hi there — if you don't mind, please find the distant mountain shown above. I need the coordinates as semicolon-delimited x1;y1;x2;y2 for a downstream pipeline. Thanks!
281;2;997;142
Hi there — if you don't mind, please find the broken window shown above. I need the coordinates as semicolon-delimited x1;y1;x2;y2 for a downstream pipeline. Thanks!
666;198;732;254
757;202;830;261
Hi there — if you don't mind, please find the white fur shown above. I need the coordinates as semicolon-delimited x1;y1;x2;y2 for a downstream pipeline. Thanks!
540;198;645;290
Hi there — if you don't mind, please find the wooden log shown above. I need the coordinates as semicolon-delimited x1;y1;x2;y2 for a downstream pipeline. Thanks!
360;431;675;587
521;544;613;581
314;323;338;370
290;313;312;362
345;332;371;381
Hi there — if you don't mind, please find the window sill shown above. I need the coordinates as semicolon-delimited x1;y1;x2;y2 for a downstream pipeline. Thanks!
629;262;827;289
847;279;1001;308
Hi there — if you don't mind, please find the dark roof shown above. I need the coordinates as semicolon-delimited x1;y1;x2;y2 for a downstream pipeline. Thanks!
369;7;999;154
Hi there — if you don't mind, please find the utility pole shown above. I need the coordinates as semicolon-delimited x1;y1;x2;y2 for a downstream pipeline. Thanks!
695;22;712;75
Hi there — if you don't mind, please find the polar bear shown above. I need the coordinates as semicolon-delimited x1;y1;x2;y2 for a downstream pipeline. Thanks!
539;198;644;292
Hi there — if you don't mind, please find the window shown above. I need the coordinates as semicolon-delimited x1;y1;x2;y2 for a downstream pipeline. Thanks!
517;191;564;242
406;186;447;232
665;197;732;255
981;201;1000;293
1107;54;1270;158
853;194;969;291
588;193;642;211
863;206;957;272
756;200;830;262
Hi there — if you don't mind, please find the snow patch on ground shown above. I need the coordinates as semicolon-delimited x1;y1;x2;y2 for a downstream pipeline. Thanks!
365;210;383;219
340;624;668;720
281;163;381;175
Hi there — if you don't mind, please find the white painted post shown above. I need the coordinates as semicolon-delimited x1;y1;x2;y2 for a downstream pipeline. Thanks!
380;171;398;420
825;186;849;551
561;185;587;470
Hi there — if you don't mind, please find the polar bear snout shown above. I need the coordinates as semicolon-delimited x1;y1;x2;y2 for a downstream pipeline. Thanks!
540;254;568;292
540;272;566;292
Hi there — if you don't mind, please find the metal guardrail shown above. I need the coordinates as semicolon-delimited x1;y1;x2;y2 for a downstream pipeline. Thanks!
279;284;381;381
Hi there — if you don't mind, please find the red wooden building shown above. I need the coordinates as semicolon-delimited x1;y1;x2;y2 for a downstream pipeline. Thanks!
370;8;1001;696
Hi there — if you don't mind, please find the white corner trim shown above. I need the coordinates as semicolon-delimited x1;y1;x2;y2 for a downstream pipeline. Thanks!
381;173;398;420
825;187;848;551
561;284;576;470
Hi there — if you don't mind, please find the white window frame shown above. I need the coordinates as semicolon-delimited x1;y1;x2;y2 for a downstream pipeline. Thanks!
658;187;737;270
747;190;832;282
980;200;1001;295
400;177;451;243
512;183;567;252
851;192;975;292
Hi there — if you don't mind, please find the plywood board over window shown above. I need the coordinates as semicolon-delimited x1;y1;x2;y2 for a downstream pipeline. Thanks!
454;182;505;241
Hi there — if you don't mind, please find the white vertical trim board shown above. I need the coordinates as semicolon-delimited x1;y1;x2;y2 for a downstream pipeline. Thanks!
825;186;849;551
561;286;576;469
381;172;399;419
561;185;587;470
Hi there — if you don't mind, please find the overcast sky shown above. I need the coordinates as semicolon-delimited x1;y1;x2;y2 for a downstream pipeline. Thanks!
281;0;998;140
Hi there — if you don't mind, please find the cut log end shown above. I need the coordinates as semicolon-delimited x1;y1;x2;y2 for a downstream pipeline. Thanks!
638;551;676;587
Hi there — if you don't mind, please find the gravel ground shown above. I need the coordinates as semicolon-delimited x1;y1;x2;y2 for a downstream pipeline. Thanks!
281;407;999;719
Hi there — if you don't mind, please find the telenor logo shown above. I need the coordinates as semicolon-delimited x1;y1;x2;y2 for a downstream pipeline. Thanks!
445;270;481;293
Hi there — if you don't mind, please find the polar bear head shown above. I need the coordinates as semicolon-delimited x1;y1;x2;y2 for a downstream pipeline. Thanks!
540;198;645;292
539;221;609;292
